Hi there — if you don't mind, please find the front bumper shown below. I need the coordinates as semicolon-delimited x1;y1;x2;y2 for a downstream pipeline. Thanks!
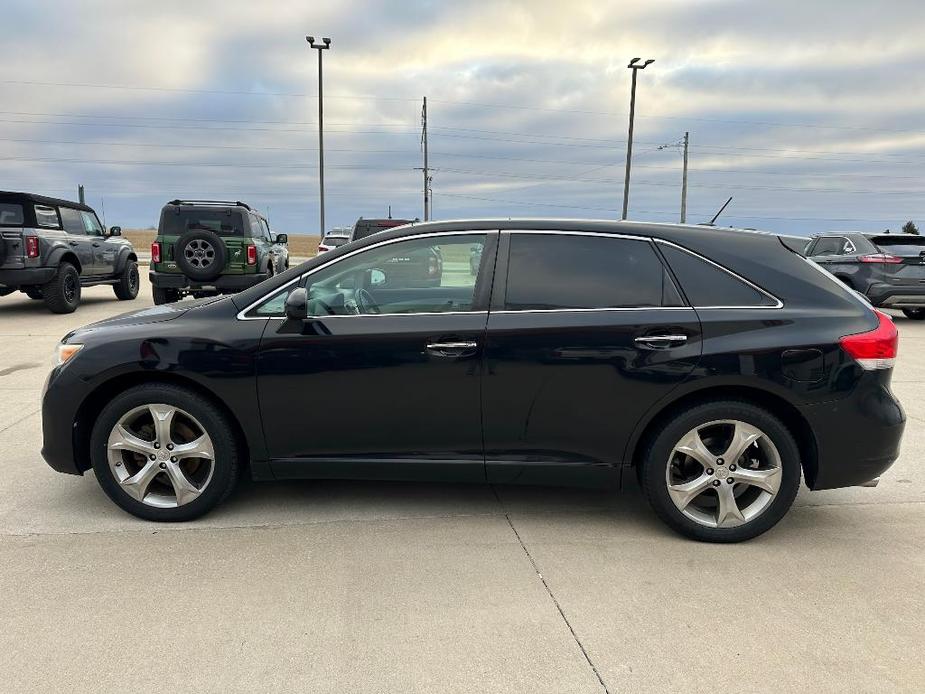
866;283;925;308
149;271;268;291
41;364;84;475
0;267;56;288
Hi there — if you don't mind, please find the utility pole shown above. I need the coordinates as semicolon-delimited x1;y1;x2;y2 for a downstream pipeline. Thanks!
77;184;85;205
306;36;331;236
422;97;430;221
621;57;654;221
680;131;689;223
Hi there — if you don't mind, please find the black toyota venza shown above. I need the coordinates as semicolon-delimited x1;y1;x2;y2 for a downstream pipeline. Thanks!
41;219;905;542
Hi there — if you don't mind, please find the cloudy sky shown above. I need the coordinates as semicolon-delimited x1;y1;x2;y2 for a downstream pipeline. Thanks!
1;0;924;235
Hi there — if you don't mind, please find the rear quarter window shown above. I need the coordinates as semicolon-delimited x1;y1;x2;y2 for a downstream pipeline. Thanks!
659;243;778;308
0;203;24;226
34;205;61;228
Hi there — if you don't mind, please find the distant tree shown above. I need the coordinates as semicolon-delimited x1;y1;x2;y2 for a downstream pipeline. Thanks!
902;220;919;235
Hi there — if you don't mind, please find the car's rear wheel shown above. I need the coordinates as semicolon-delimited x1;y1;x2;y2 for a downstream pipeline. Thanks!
114;260;139;300
153;286;180;305
902;308;925;320
90;384;239;521
42;262;81;313
640;400;801;542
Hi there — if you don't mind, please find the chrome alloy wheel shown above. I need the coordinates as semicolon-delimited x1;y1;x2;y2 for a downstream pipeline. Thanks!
184;239;216;269
665;419;783;528
106;404;215;508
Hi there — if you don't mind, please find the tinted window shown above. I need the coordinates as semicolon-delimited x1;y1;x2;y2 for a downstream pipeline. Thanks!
80;210;103;236
810;237;847;256
659;244;777;307
59;207;85;234
352;219;411;241
505;234;682;310
872;237;925;255
323;236;348;247
160;209;247;236
34;205;60;228
0;203;24;226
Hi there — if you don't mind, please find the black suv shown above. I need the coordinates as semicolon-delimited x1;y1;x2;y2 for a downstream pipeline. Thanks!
42;219;904;542
150;200;289;304
806;232;925;318
0;191;138;313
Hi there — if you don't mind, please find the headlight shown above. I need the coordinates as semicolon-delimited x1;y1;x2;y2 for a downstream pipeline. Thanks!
54;343;83;367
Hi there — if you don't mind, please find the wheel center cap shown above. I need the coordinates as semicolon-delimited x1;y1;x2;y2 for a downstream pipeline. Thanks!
158;449;171;461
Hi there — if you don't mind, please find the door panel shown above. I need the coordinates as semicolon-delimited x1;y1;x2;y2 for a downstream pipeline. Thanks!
58;207;95;274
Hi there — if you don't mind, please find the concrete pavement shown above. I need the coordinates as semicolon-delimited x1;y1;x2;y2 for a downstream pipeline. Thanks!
1;277;923;693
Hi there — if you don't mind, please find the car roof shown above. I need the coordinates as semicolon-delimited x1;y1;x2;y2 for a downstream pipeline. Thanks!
0;190;94;212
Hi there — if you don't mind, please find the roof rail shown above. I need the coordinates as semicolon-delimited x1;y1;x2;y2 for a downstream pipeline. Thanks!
167;199;252;211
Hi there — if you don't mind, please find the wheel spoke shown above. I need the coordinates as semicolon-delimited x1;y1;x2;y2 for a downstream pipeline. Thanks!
172;434;214;461
715;483;746;527
109;425;155;456
667;473;714;511
674;429;715;470
148;405;176;447
721;422;763;465
164;462;201;506
733;466;782;495
120;460;161;502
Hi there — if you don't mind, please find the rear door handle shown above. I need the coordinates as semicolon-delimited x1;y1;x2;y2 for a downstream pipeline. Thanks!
635;334;688;348
426;340;478;357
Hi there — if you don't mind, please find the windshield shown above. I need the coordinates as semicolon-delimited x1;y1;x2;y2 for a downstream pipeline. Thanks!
873;237;925;255
0;203;24;226
160;208;247;237
324;236;348;247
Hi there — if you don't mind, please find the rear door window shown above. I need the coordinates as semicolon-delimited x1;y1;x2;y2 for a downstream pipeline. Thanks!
659;244;778;308
0;203;24;226
810;237;847;256
504;233;683;310
59;207;86;235
34;205;61;228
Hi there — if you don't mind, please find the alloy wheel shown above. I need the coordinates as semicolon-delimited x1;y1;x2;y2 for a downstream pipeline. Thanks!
665;419;783;528
184;239;216;269
106;403;215;508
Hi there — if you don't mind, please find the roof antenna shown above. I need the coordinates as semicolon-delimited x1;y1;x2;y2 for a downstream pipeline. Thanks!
708;196;733;226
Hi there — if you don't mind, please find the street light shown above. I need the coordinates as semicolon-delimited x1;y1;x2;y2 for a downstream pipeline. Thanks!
306;36;331;236
621;57;654;221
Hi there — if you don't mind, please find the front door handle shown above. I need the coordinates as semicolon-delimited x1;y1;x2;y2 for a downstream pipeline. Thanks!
68;241;79;247
635;334;688;348
92;242;101;247
426;341;478;357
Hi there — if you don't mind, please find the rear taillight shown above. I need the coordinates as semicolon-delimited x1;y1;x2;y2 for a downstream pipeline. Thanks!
318;244;329;253
25;236;39;258
840;310;898;370
246;245;257;265
859;253;902;264
151;242;161;264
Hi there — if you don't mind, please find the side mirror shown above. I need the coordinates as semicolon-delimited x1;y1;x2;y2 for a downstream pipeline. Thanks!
108;226;122;236
275;233;288;244
284;287;308;320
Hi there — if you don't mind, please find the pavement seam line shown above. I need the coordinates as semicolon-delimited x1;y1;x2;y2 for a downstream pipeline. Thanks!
492;487;611;694
0;407;41;435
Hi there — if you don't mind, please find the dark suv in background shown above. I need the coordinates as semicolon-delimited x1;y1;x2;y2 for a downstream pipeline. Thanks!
806;232;925;318
150;199;289;304
0;191;138;313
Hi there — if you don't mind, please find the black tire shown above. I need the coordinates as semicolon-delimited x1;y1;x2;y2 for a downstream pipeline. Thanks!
42;262;81;313
24;288;43;300
640;400;801;543
113;260;140;300
902;308;925;320
90;383;240;522
175;229;226;282
153;286;180;305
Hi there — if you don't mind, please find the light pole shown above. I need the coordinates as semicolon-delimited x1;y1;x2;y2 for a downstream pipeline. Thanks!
621;57;654;221
306;36;331;236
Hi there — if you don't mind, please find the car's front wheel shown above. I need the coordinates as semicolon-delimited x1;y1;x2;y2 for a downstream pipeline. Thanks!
640;400;801;542
90;384;240;521
902;308;925;320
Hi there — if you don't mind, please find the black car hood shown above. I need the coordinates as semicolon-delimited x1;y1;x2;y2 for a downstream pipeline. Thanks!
76;295;228;332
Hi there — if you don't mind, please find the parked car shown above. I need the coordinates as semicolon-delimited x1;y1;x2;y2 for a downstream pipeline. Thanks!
344;216;440;286
149;199;288;305
347;217;415;242
0;191;138;313
806;232;925;318
42;219;904;542
317;229;350;254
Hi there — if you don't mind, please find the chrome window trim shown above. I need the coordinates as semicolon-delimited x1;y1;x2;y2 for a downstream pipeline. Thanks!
236;230;490;320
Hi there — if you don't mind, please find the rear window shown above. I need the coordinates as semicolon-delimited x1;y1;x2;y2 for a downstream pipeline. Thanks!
659;244;778;307
324;236;348;247
872;237;925;255
352;220;410;241
160;208;247;237
0;203;24;226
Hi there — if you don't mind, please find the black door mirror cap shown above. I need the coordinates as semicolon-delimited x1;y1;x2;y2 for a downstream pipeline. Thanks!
108;226;122;236
275;233;289;244
285;287;308;320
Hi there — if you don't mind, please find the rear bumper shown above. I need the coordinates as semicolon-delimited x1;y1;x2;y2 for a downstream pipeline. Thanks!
0;267;56;288
866;283;925;308
799;376;905;490
149;271;267;291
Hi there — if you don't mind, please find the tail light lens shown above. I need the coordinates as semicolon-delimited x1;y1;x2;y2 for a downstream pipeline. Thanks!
25;236;39;258
151;242;161;264
840;310;898;370
859;253;902;264
318;244;329;253
246;245;257;265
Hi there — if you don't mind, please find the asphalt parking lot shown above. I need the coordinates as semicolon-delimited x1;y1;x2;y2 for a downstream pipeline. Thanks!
1;276;923;693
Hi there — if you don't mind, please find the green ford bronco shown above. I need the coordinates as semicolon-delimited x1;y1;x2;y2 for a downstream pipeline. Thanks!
150;199;289;305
